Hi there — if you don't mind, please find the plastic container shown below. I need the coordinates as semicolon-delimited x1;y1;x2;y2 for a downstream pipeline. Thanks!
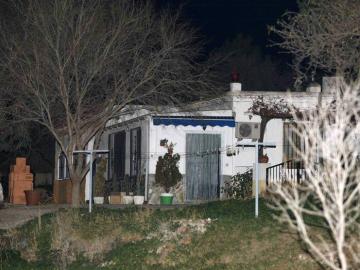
134;195;145;205
160;193;173;205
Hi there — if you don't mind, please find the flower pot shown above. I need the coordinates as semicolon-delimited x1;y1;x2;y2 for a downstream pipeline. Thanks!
24;190;40;205
94;197;104;204
160;193;173;205
134;195;145;205
259;155;269;163
123;195;134;205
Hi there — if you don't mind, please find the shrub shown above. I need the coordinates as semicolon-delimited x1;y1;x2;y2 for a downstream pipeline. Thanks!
155;140;182;192
222;170;252;199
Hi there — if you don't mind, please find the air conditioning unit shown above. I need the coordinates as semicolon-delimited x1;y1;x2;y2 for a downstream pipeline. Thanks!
235;122;260;139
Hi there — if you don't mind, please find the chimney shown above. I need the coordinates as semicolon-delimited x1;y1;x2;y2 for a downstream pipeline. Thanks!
322;76;343;94
230;69;242;93
306;81;321;93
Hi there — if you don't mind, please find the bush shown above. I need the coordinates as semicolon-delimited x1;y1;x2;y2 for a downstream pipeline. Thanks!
155;140;182;192
222;170;252;199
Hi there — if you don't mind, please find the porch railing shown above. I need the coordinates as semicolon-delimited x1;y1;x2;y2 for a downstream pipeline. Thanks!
266;160;307;186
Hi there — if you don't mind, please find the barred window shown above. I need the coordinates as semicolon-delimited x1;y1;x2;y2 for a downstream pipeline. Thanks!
283;122;304;161
58;152;70;180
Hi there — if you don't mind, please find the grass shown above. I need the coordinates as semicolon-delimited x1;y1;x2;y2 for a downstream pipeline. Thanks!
0;199;320;270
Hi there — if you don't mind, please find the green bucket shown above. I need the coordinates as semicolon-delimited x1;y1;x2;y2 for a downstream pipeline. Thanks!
160;194;173;205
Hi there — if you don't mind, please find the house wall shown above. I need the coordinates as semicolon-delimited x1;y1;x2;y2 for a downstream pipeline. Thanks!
148;119;235;200
147;116;284;199
54;89;333;204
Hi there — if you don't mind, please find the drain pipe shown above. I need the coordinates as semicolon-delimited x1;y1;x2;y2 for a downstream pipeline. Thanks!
145;116;151;201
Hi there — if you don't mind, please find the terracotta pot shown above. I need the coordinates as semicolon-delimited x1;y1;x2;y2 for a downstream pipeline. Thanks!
24;190;40;205
259;155;269;163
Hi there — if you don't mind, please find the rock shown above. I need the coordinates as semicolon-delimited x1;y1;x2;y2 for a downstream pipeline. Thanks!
176;225;188;234
148;185;164;205
148;181;184;204
179;236;192;245
171;181;184;204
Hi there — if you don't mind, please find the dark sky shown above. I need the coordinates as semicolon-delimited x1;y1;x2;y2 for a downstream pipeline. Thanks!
159;0;298;56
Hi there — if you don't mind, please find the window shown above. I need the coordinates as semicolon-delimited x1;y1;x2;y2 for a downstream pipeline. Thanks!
283;122;304;161
58;152;70;180
108;131;126;191
130;128;141;177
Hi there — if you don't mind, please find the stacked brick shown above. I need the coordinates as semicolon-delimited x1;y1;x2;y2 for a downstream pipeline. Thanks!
9;158;33;204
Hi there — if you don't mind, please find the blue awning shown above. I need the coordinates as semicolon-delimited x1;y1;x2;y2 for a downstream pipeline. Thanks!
153;116;235;127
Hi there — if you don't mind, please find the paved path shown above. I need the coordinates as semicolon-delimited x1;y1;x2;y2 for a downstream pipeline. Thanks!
0;204;66;230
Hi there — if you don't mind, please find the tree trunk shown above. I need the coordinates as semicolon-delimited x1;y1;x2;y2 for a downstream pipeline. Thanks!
71;177;82;207
258;117;270;160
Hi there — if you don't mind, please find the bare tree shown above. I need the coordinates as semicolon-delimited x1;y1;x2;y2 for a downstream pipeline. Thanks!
270;81;360;270
1;0;218;206
248;96;294;158
270;0;360;87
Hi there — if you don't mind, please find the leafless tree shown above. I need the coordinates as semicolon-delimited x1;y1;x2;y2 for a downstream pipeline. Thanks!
248;96;294;158
270;80;360;270
1;0;218;206
270;0;360;87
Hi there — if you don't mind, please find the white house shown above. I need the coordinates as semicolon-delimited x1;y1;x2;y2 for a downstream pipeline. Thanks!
54;77;336;204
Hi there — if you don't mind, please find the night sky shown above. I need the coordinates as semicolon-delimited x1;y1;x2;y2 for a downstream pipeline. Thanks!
159;0;298;56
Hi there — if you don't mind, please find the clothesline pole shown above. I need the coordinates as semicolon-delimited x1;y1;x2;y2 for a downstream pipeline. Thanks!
236;141;276;218
73;150;109;213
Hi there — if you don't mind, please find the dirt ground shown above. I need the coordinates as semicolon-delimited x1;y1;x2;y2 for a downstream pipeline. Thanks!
0;204;65;230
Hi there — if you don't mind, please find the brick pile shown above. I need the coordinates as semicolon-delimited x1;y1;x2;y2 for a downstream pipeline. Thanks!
9;158;33;204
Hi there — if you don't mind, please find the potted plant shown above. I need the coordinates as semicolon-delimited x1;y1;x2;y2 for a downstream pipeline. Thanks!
155;140;182;205
94;158;106;204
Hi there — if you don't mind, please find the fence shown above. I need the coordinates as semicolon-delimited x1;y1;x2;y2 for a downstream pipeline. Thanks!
266;160;307;186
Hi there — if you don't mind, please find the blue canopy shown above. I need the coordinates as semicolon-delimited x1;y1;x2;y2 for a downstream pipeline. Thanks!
153;116;235;127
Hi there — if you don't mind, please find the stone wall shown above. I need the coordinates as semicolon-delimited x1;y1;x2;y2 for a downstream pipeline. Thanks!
148;174;185;204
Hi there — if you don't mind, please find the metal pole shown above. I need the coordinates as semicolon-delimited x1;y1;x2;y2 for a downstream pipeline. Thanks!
72;149;108;214
255;141;259;218
235;141;275;218
89;153;93;213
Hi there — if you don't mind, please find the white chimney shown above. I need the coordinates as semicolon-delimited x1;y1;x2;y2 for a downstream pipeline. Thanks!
230;82;242;92
322;76;343;94
230;69;241;93
306;82;321;93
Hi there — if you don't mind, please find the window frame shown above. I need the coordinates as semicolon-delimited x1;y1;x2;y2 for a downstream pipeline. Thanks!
58;152;70;180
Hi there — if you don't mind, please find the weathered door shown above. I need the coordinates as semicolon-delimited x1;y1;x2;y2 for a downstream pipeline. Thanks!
186;134;221;201
109;131;126;192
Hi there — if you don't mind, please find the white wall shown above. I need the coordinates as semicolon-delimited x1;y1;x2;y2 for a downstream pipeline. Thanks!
149;123;236;176
100;90;331;201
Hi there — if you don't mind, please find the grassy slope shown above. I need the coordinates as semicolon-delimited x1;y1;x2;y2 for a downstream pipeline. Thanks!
0;200;319;270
